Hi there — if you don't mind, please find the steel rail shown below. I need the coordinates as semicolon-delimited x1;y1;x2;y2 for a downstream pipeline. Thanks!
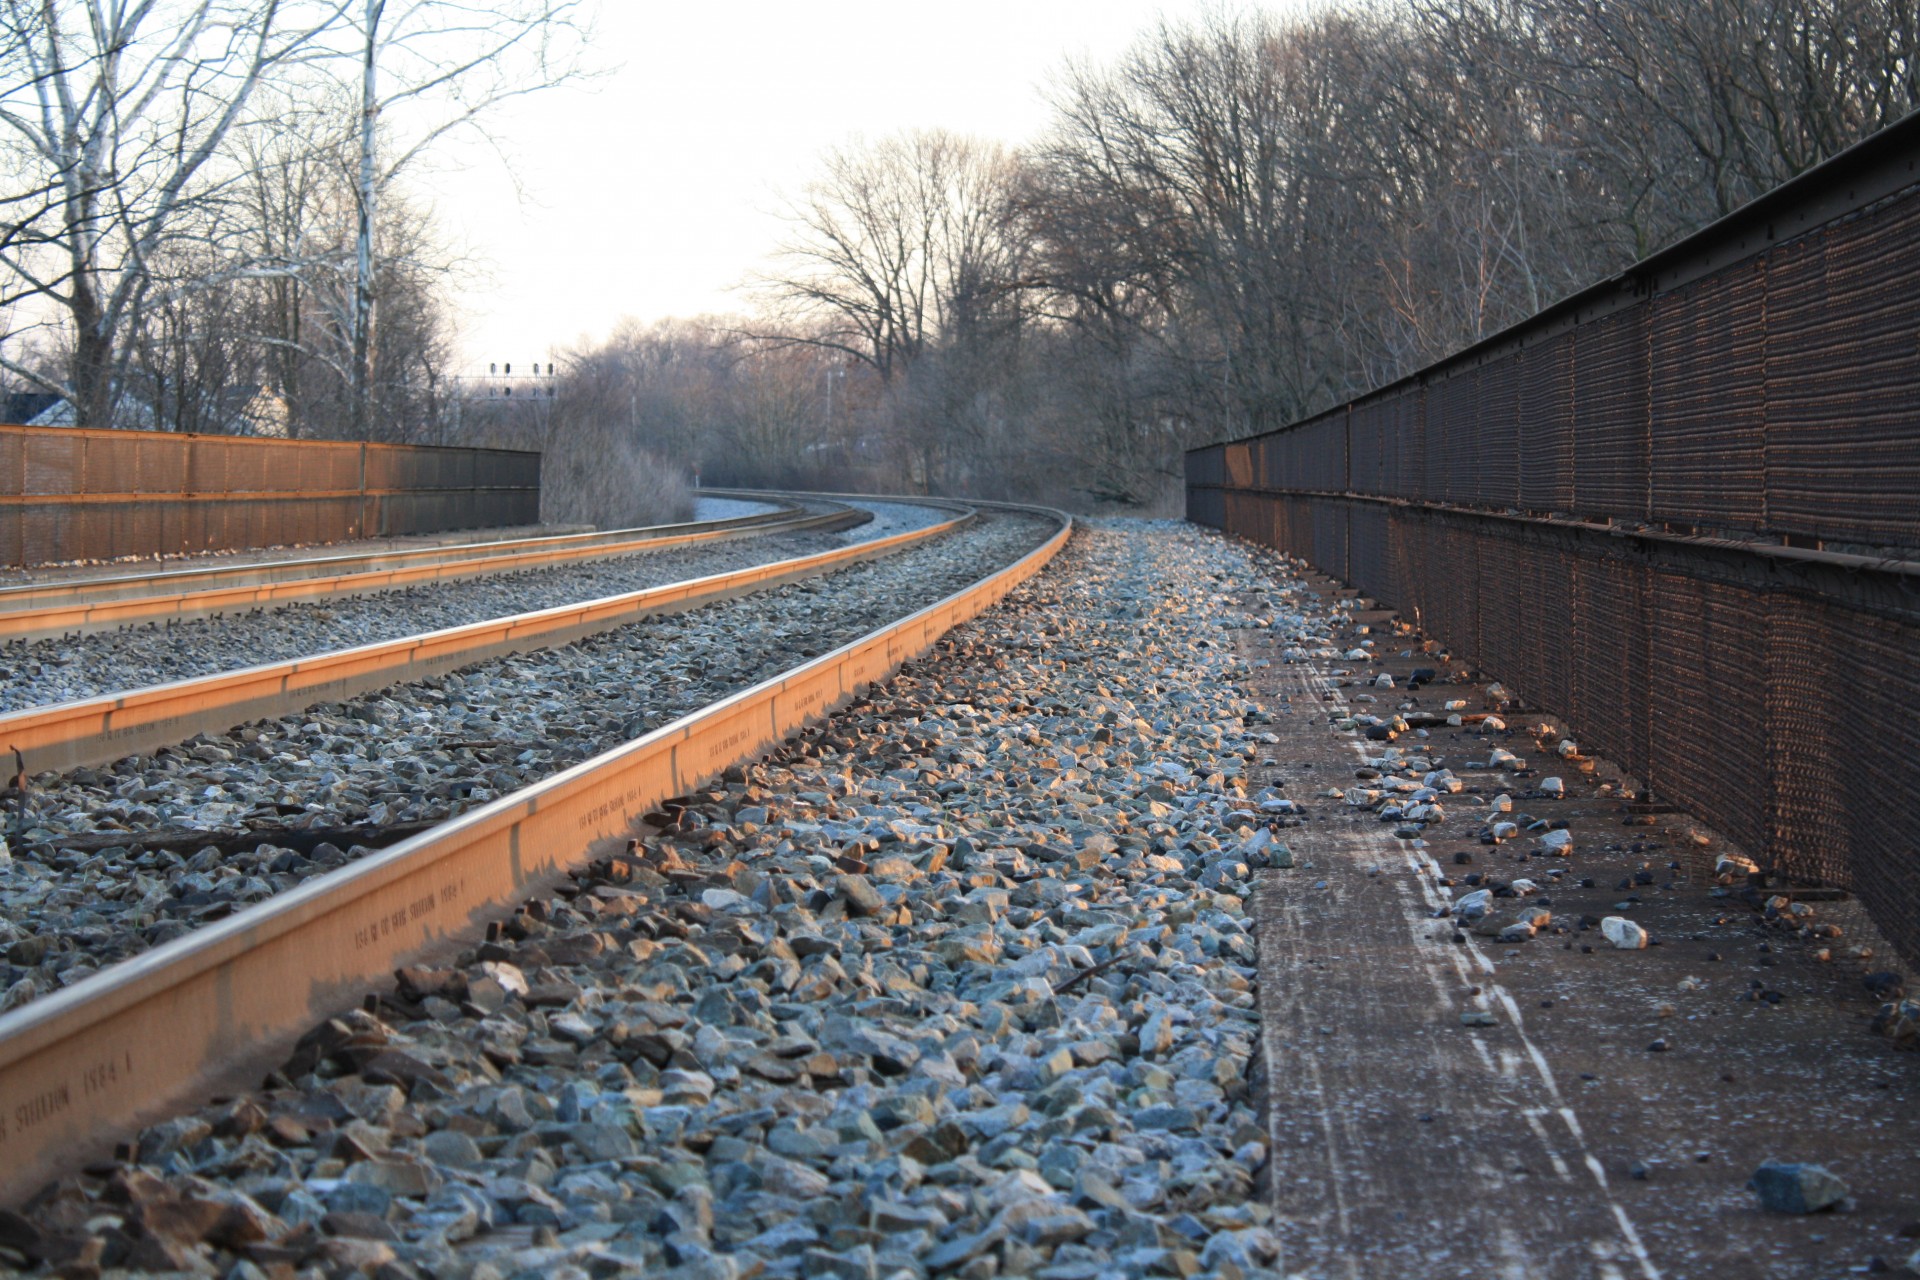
0;501;840;643
0;501;968;776
0;500;1071;1204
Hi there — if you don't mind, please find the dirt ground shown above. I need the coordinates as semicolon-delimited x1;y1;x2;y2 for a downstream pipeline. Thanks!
1244;574;1920;1280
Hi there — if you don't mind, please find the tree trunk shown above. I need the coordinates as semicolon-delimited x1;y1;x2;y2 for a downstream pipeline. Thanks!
351;0;385;441
68;277;116;430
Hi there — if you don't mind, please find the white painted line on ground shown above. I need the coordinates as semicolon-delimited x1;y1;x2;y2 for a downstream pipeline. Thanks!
1298;660;1665;1280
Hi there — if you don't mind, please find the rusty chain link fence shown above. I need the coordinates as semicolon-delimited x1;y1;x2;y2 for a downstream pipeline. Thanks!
0;426;541;567
1188;115;1920;967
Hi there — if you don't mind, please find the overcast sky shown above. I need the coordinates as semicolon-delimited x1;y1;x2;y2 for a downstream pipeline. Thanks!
435;0;1253;370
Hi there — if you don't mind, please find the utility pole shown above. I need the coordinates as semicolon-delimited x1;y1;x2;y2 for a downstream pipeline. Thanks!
351;0;387;442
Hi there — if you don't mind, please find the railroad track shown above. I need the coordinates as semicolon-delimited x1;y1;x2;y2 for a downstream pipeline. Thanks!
0;501;957;773
0;497;1071;1201
0;498;856;644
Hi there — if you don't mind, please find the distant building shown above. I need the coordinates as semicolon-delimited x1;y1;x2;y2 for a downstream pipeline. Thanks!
1;391;63;425
1;384;288;435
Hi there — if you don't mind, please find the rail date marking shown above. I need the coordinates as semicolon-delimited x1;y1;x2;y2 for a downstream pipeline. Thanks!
578;783;645;831
350;877;463;950
0;1049;137;1148
705;725;754;765
82;1050;135;1099
104;713;186;742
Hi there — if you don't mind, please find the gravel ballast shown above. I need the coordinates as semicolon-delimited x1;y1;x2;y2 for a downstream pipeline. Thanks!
0;519;1302;1280
0;509;1052;1011
0;501;951;714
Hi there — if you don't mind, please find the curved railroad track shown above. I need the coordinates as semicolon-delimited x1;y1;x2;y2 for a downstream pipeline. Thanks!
0;496;1070;1201
0;498;856;644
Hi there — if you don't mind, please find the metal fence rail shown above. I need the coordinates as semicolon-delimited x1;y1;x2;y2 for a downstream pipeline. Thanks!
1187;114;1920;967
0;425;541;566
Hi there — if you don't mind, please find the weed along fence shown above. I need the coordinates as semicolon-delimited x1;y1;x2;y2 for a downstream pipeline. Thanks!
0;425;541;566
1187;114;1920;968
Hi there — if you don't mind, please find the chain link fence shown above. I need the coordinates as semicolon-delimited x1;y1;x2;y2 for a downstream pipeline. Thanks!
1188;117;1920;966
0;427;540;567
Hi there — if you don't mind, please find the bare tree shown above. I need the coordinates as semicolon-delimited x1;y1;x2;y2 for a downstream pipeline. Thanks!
0;6;59;276
333;0;592;438
1026;11;1347;440
229;84;359;438
750;129;1028;493
1021;0;1918;467
217;76;477;443
0;0;350;426
472;321;697;530
1490;0;1920;252
754;130;1019;386
126;246;264;432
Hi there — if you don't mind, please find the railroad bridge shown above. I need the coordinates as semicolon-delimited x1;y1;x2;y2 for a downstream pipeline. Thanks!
1188;110;1920;979
0;110;1913;1280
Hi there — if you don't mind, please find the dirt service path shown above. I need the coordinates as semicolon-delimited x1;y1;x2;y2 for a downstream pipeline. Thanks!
1241;570;1920;1280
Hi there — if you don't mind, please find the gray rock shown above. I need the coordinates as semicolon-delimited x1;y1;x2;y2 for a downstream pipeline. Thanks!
962;1102;1030;1139
323;1181;393;1218
345;1158;439;1198
421;1130;483;1170
571;1122;636;1161
754;1155;830;1199
834;874;885;917
1132;1105;1199;1132
1749;1161;1848;1213
924;1228;1003;1270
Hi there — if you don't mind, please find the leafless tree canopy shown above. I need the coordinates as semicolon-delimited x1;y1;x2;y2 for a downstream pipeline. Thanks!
692;0;1918;510
0;0;587;442
754;131;1022;385
3;0;1914;519
0;0;350;429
